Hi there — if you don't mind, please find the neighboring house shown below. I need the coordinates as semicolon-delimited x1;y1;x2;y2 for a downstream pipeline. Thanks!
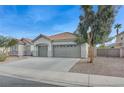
0;47;10;56
116;31;124;48
32;32;88;58
10;38;33;56
106;31;124;48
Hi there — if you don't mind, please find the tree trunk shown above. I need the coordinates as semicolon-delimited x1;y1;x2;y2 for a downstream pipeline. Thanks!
87;32;94;63
116;29;119;36
116;29;119;48
88;44;94;63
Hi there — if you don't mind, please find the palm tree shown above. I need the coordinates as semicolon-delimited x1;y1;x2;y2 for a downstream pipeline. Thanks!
114;24;122;36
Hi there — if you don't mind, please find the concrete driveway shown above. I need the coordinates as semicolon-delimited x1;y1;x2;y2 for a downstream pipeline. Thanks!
0;57;124;86
0;57;79;72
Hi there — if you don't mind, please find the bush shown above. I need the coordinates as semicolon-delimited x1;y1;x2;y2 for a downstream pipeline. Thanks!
0;54;7;62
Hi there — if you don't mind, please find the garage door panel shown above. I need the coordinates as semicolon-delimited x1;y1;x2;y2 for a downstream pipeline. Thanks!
38;46;48;57
53;45;81;58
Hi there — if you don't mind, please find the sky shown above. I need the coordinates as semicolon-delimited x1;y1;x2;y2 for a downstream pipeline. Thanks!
0;5;124;40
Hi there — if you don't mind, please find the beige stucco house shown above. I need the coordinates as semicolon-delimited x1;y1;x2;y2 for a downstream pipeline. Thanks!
10;38;33;56
32;32;88;58
10;32;88;58
116;31;124;48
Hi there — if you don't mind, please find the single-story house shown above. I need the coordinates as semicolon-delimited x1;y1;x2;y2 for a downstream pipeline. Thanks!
10;38;34;56
116;31;124;48
32;32;88;58
10;32;88;58
107;31;124;48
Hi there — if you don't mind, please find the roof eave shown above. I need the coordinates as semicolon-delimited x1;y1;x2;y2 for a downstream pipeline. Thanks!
32;34;52;42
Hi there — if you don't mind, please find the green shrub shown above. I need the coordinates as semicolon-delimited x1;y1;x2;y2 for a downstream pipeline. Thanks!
0;54;7;62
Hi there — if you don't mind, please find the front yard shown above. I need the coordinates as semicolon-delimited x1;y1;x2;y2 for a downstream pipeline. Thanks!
0;56;29;63
69;57;124;78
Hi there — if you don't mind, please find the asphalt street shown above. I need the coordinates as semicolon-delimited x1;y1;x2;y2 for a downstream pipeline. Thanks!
0;75;61;87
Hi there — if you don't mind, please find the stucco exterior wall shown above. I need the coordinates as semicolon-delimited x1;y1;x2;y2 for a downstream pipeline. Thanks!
18;44;24;56
116;33;124;47
10;44;33;56
9;44;18;56
23;45;32;56
32;45;37;56
30;45;34;55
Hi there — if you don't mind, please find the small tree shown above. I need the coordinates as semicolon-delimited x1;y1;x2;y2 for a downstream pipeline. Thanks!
76;5;119;63
0;35;17;55
114;24;122;36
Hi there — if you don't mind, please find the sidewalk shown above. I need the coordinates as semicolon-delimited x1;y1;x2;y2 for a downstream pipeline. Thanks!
0;66;124;86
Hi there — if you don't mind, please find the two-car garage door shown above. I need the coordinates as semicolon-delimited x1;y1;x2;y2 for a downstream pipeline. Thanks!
53;45;81;58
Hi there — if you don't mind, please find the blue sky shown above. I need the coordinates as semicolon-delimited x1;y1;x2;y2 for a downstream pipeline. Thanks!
0;5;124;39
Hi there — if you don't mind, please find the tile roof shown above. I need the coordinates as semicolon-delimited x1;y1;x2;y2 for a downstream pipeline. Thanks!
32;32;77;42
17;38;33;45
48;32;77;41
32;34;51;42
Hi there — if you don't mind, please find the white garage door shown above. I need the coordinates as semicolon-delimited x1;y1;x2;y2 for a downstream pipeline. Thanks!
53;45;81;58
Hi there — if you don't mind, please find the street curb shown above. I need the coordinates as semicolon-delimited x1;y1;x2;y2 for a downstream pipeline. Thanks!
0;66;89;87
0;66;124;86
